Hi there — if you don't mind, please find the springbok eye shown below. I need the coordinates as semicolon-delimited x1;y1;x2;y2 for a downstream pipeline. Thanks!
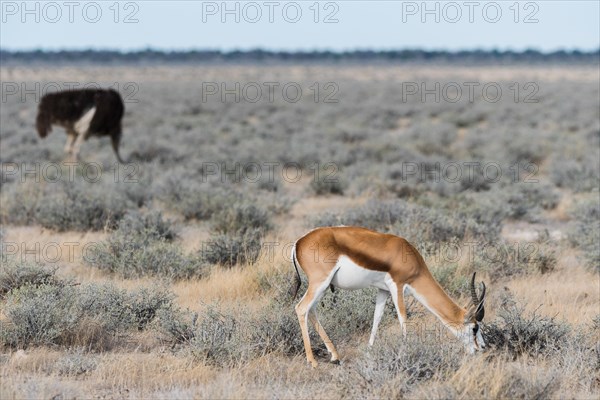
472;324;479;335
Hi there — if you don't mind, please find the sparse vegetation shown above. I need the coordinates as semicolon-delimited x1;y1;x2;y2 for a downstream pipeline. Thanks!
1;63;598;399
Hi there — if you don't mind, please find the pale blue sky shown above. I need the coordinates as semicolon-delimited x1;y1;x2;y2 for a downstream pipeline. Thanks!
1;1;598;51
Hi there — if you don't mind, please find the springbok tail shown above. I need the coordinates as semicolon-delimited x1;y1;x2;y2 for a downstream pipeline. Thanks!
291;243;302;301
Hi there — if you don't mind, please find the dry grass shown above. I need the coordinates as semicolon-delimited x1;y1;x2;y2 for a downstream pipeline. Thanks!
506;264;598;324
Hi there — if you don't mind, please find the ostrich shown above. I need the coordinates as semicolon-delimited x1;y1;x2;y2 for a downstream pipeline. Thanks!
36;88;125;163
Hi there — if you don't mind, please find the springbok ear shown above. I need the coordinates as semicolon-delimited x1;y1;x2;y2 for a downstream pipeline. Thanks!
464;304;476;323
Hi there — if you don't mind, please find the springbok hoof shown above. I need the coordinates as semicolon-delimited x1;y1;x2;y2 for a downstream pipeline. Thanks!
330;359;341;365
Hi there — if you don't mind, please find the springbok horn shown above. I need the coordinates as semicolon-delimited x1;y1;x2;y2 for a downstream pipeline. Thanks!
475;282;486;321
470;272;479;306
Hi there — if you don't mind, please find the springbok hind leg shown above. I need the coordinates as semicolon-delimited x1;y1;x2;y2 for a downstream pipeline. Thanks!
308;309;340;363
295;285;319;368
296;277;335;368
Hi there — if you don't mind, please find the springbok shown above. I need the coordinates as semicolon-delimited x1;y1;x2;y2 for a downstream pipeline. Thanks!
36;88;125;162
291;226;486;367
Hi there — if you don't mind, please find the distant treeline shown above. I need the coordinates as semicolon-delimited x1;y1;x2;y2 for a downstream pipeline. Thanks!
1;48;599;65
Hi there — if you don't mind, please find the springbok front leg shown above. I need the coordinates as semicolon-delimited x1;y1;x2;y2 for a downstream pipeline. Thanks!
388;282;408;338
369;289;390;346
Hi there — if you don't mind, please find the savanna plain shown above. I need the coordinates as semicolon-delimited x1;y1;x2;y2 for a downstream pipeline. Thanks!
0;64;598;399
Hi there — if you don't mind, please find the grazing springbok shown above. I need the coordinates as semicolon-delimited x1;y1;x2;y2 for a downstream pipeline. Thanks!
292;226;487;367
36;88;125;162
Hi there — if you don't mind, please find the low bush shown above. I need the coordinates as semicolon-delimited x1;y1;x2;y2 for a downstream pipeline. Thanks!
200;229;263;267
158;178;237;221
0;181;43;225
1;284;81;349
86;236;201;279
483;295;570;357
55;349;99;376
0;262;65;298
156;307;198;346
429;262;470;299
310;165;347;195
85;209;201;279
159;279;393;367
156;303;305;367
201;201;272;268
35;181;132;231
550;155;600;192
116;210;178;242
0;268;174;350
334;329;464;398
412;360;561;399
568;198;600;271
210;203;271;236
497;182;561;221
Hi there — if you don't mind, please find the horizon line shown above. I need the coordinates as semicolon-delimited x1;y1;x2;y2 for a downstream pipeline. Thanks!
2;46;600;54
